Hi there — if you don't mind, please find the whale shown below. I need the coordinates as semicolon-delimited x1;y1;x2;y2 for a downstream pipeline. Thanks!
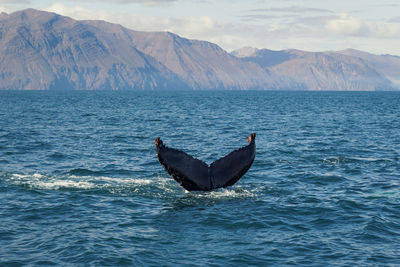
154;133;256;191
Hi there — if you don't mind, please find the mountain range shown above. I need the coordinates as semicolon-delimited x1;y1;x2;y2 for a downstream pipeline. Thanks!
0;9;399;91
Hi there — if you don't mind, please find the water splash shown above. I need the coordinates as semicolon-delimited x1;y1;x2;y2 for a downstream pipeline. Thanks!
7;173;156;191
5;173;256;202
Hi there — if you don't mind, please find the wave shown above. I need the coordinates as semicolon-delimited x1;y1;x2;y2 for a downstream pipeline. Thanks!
2;172;256;202
7;173;155;191
67;168;137;177
322;156;392;165
186;187;255;199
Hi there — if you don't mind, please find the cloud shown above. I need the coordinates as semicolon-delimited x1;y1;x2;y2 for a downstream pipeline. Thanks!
0;0;30;3
44;3;216;35
66;0;176;6
45;3;86;18
104;0;175;2
388;16;400;23
240;14;301;22
43;2;400;55
44;3;253;50
325;13;400;38
240;5;333;24
325;14;367;36
241;8;400;40
248;6;333;14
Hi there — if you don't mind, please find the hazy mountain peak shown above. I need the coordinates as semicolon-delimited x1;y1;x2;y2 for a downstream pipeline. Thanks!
1;8;73;30
237;47;395;90
9;8;55;20
337;48;400;87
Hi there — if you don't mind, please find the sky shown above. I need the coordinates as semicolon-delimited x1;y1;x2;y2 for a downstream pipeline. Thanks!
1;0;400;55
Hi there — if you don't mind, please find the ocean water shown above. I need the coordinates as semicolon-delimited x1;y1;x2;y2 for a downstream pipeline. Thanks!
0;90;399;266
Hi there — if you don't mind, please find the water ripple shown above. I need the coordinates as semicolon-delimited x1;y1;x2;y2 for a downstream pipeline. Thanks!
1;91;400;266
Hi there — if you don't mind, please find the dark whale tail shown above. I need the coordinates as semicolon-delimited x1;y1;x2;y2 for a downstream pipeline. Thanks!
154;133;256;191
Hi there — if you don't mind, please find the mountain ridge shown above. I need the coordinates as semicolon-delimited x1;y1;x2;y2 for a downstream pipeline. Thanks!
231;47;395;91
0;9;398;90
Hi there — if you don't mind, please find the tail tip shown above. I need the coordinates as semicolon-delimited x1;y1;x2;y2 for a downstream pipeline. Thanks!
247;133;256;142
154;137;163;146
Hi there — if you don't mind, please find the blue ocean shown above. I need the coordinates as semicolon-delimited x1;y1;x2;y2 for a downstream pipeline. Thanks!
1;90;399;266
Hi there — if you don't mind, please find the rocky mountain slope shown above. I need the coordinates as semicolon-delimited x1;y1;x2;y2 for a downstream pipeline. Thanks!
83;20;272;90
232;48;394;91
0;9;397;90
0;9;185;90
337;49;400;87
0;9;270;90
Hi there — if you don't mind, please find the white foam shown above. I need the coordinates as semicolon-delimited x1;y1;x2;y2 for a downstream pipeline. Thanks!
10;173;95;190
8;173;156;191
323;156;391;164
352;157;391;162
68;175;153;186
188;187;255;199
33;180;95;190
6;173;256;200
363;189;400;199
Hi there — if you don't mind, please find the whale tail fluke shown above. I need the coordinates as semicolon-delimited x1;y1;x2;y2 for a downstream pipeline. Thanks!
155;133;256;191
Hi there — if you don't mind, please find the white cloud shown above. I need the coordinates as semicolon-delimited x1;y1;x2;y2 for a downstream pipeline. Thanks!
45;3;84;16
0;0;29;13
325;14;368;36
325;13;400;38
0;0;30;3
248;6;333;14
64;0;176;6
0;4;14;13
164;16;217;37
44;3;218;37
388;16;400;23
105;0;175;4
42;3;400;55
42;3;282;50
